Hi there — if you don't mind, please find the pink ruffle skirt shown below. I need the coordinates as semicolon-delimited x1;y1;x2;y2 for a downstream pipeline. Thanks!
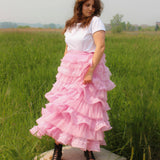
29;50;116;152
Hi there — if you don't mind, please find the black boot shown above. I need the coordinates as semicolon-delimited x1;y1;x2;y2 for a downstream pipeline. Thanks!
51;143;63;160
84;150;96;160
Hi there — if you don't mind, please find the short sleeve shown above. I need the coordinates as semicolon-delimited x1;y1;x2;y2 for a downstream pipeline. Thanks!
91;16;106;34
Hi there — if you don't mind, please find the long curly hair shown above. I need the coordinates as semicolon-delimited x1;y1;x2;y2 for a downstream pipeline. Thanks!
63;0;103;33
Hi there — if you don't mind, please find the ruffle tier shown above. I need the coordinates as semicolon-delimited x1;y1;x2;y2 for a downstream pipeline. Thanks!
30;50;116;152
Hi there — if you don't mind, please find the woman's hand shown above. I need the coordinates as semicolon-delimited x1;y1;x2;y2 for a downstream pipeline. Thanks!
64;44;68;56
83;67;94;84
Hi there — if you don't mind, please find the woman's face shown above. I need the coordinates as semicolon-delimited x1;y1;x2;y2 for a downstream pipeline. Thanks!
82;0;95;17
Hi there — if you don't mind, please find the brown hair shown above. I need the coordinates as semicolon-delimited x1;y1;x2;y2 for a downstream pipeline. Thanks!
63;0;103;33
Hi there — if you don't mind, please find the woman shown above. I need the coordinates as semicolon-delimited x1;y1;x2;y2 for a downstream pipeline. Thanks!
30;0;116;160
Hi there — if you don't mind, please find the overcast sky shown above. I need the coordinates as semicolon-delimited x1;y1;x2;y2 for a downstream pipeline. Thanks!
0;0;160;25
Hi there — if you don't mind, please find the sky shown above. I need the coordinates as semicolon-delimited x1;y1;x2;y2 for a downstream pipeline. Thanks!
0;0;160;26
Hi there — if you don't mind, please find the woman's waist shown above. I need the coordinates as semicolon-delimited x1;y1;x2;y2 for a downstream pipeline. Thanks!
64;49;106;65
67;49;94;55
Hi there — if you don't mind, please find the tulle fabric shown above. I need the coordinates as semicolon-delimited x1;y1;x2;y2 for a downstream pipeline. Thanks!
29;50;116;152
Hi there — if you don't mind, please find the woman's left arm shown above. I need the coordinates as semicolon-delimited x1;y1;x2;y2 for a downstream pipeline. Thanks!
91;30;106;71
83;30;105;84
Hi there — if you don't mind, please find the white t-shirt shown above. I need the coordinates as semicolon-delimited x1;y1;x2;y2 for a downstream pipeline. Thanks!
64;16;106;52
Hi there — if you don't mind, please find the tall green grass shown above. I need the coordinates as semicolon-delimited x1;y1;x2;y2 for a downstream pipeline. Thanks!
105;32;160;160
0;30;160;160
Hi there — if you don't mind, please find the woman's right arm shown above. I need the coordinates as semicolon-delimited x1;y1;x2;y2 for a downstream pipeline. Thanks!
64;44;68;56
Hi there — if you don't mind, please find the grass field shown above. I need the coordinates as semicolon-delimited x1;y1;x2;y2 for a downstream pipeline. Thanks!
0;29;160;160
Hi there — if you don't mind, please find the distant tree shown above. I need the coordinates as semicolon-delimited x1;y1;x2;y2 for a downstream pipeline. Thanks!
43;23;56;28
49;23;56;28
138;26;142;31
126;22;131;31
125;21;138;31
110;14;124;33
155;24;159;31
18;25;30;28
121;21;126;31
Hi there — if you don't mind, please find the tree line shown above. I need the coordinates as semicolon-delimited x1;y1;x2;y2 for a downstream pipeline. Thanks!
0;14;159;32
0;22;63;29
110;14;159;33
